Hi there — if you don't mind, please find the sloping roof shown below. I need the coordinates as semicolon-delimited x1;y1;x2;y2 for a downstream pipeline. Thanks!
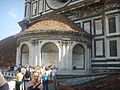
0;36;16;68
25;13;85;33
76;74;120;90
57;74;120;90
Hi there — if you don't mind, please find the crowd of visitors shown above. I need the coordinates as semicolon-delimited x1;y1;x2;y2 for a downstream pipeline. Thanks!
16;64;57;90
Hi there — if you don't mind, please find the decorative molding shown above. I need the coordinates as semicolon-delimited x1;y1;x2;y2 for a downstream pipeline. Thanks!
92;59;120;62
57;41;61;44
104;0;120;11
106;34;120;38
30;39;39;44
92;64;120;67
46;0;71;10
62;41;70;45
39;41;42;44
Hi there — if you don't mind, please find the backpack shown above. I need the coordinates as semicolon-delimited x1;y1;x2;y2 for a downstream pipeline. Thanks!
24;70;31;78
43;76;48;81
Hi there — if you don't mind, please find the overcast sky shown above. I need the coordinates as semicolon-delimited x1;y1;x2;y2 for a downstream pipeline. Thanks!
0;0;24;40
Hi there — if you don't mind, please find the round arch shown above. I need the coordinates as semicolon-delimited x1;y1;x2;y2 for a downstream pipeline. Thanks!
72;44;85;70
21;44;29;66
41;42;59;67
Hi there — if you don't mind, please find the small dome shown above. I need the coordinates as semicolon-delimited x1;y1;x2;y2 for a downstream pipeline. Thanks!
25;13;84;33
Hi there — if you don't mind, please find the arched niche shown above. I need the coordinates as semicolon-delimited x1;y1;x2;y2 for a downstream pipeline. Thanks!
41;42;59;67
21;44;29;66
72;44;85;70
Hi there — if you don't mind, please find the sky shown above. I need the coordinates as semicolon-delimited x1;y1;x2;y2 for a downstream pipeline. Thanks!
0;0;24;40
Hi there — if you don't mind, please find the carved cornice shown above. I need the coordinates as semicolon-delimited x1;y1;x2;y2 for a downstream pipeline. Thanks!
104;0;120;11
62;0;120;20
16;31;92;44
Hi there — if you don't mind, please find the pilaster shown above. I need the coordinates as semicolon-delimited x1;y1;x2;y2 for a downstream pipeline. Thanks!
29;39;39;66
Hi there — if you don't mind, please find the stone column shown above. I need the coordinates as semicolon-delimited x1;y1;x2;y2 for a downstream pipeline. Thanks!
67;41;73;71
16;46;21;65
29;39;39;66
85;44;90;71
60;41;66;71
61;41;71;72
63;41;68;71
37;41;42;66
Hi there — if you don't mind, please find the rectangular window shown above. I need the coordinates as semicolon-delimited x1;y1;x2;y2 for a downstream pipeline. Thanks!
24;5;27;17
108;17;116;33
94;39;105;57
94;18;104;35
32;2;37;16
45;2;50;11
109;40;117;57
38;0;43;13
83;20;92;34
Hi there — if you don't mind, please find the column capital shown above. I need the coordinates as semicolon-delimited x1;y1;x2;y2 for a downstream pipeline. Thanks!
30;39;39;45
61;41;73;45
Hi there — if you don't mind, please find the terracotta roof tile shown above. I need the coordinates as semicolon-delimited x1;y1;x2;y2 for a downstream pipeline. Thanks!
25;13;84;33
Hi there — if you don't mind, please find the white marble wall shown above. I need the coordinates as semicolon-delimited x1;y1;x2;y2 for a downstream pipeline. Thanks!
16;40;91;73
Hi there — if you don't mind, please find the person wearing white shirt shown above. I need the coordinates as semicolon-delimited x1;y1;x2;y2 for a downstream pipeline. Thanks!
51;66;57;81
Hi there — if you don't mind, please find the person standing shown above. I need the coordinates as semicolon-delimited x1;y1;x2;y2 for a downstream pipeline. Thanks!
0;72;9;90
16;68;23;90
26;71;43;90
42;67;50;90
51;66;57;81
23;67;31;90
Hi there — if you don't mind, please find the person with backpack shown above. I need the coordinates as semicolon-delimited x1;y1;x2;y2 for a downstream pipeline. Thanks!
23;67;31;90
26;71;43;90
42;67;50;90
